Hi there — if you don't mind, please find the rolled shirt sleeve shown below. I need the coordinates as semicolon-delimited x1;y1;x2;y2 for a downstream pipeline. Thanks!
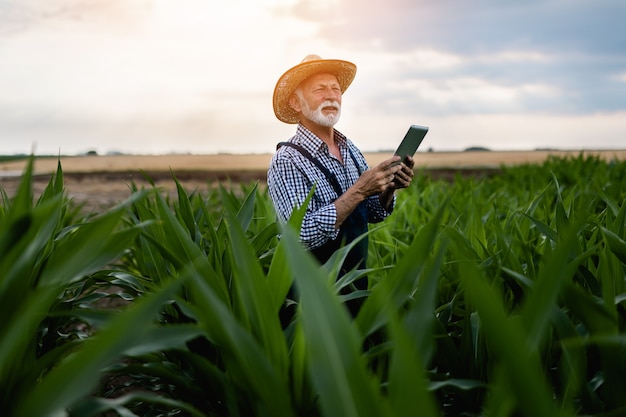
368;193;394;223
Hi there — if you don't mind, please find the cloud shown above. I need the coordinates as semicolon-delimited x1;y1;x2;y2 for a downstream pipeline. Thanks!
0;0;624;155
0;0;152;35
295;0;626;56
280;0;626;118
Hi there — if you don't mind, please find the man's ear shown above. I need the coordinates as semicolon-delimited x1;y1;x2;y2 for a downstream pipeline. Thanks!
288;94;301;112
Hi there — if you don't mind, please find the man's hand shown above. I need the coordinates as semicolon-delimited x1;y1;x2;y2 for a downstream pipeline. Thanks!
391;155;415;189
353;155;404;197
334;156;403;227
378;155;415;210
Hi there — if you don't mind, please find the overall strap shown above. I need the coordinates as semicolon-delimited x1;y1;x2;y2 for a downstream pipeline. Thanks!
346;147;364;175
277;141;369;276
277;141;344;196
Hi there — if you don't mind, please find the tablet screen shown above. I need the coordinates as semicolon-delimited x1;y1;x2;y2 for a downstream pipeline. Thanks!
393;125;429;165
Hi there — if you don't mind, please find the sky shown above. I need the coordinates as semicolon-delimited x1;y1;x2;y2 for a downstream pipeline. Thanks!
1;0;625;155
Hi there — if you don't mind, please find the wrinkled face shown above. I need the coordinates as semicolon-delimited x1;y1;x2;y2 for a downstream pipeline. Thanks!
291;73;342;127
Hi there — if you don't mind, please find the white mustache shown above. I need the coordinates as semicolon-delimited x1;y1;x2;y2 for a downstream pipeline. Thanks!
319;100;340;110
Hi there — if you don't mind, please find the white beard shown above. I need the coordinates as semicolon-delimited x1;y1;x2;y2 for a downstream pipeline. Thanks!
301;99;341;127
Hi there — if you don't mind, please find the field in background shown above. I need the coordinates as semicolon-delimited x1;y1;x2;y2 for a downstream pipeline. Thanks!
2;149;626;175
1;150;626;212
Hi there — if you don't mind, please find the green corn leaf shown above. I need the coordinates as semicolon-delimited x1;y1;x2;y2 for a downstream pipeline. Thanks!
152;193;230;304
173;173;199;241
182;258;295;417
250;221;279;256
235;181;258;233
356;199;447;338
601;226;626;265
597;189;622;219
550;306;595;411
460;261;559;417
224;207;289;374
7;155;34;219
521;226;582;350
37;159;64;204
560;283;617;334
386;240;446;416
387;312;439;417
523;213;558;243
122;324;205;356
550;172;571;233
217;182;258;233
280;225;387;417
561;281;626;409
14;277;182;417
613;195;625;237
38;207;142;287
0;195;63;295
266;186;314;317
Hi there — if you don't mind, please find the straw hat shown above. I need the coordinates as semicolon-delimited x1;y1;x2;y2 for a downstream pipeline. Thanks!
273;54;357;124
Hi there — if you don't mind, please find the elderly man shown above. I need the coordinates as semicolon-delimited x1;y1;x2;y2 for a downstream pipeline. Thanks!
267;54;415;299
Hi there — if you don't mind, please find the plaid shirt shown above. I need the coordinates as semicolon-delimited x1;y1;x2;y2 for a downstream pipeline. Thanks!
267;124;394;250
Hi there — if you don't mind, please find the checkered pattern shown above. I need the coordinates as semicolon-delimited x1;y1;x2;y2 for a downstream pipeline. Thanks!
267;124;393;250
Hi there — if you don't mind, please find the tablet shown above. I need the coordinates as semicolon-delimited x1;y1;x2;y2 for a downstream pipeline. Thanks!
393;124;429;165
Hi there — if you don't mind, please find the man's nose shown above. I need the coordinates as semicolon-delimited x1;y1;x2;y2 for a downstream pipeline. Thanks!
324;88;341;100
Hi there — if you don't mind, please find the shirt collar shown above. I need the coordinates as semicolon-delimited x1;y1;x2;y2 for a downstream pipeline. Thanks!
295;124;347;156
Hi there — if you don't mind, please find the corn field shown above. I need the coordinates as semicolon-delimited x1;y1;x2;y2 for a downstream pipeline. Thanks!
1;154;625;417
